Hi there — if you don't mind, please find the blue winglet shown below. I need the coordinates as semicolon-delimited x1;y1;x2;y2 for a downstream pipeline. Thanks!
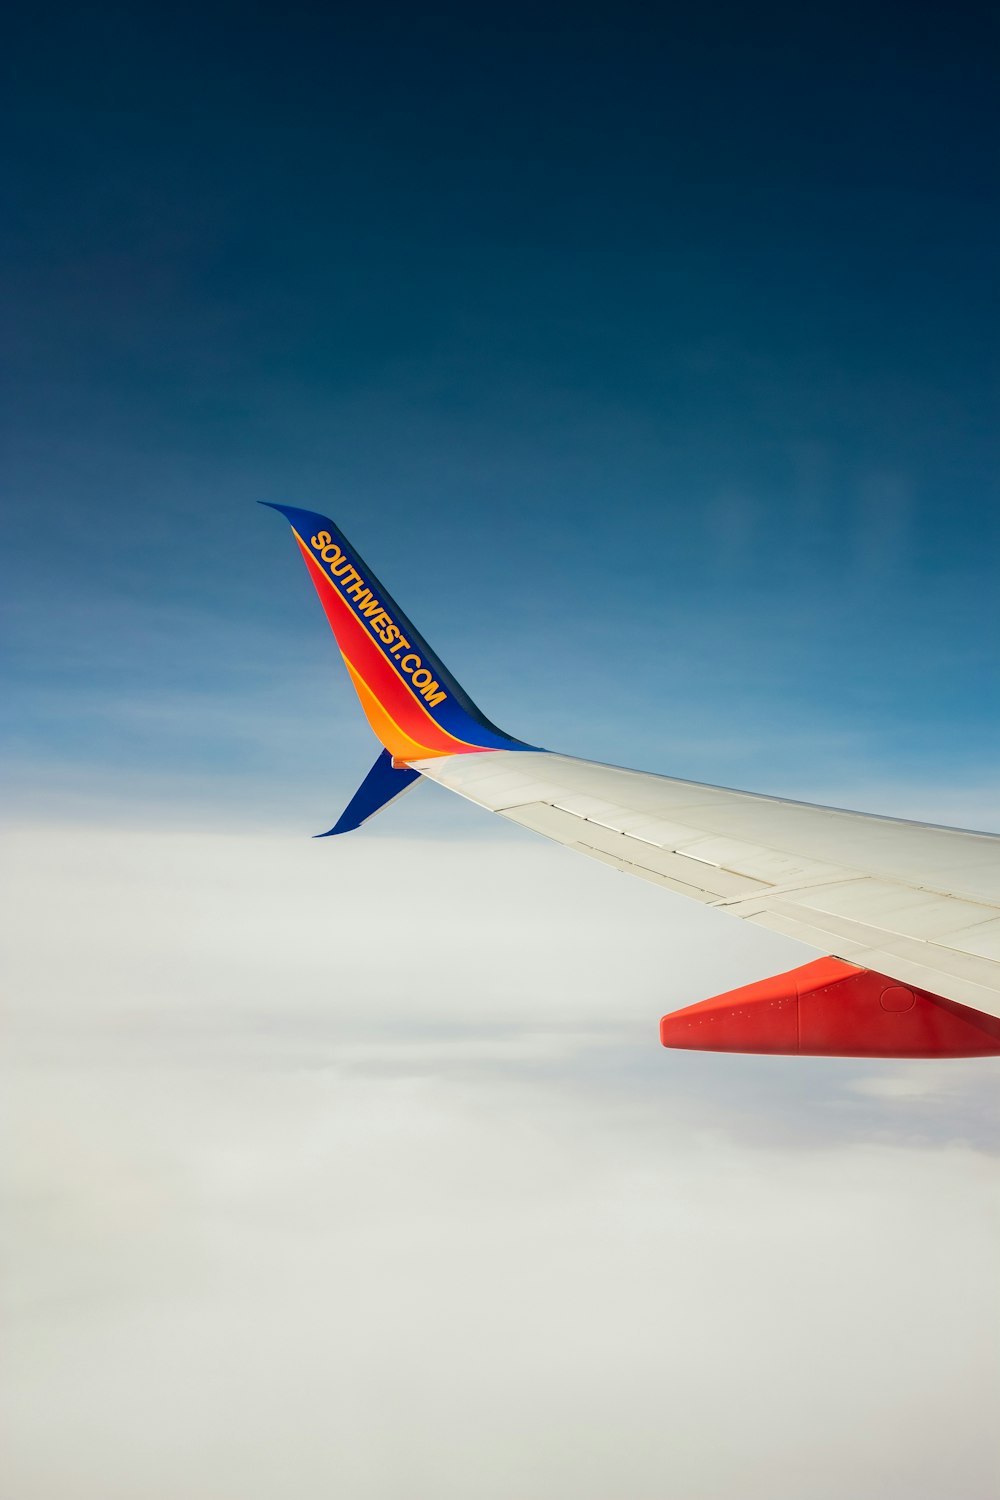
316;749;421;837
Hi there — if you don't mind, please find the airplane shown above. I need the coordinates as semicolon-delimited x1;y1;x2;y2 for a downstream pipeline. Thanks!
263;503;1000;1060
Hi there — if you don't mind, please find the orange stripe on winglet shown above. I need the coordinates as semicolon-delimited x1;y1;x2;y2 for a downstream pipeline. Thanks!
343;658;450;761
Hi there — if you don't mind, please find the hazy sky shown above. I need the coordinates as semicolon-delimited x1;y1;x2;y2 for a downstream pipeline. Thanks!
2;4;999;1497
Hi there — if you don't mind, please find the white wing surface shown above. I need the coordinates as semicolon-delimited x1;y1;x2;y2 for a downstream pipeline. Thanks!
415;750;1000;1021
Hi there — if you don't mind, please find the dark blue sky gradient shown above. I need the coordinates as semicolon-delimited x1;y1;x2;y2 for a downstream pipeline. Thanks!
3;2;998;824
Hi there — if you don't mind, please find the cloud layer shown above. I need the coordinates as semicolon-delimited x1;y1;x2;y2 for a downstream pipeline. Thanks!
3;822;998;1498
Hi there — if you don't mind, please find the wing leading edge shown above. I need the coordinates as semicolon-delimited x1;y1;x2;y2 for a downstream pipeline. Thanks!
266;504;1000;1056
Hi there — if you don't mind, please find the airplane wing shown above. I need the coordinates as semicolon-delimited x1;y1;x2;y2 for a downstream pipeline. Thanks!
264;503;1000;1059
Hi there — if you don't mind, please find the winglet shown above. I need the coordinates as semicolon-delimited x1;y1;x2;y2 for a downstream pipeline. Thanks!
316;748;421;837
262;503;530;761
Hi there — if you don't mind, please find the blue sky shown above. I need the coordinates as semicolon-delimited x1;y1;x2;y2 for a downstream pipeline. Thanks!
3;1;998;830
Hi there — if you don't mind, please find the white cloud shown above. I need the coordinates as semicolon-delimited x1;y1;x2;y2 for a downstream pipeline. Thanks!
2;822;998;1499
